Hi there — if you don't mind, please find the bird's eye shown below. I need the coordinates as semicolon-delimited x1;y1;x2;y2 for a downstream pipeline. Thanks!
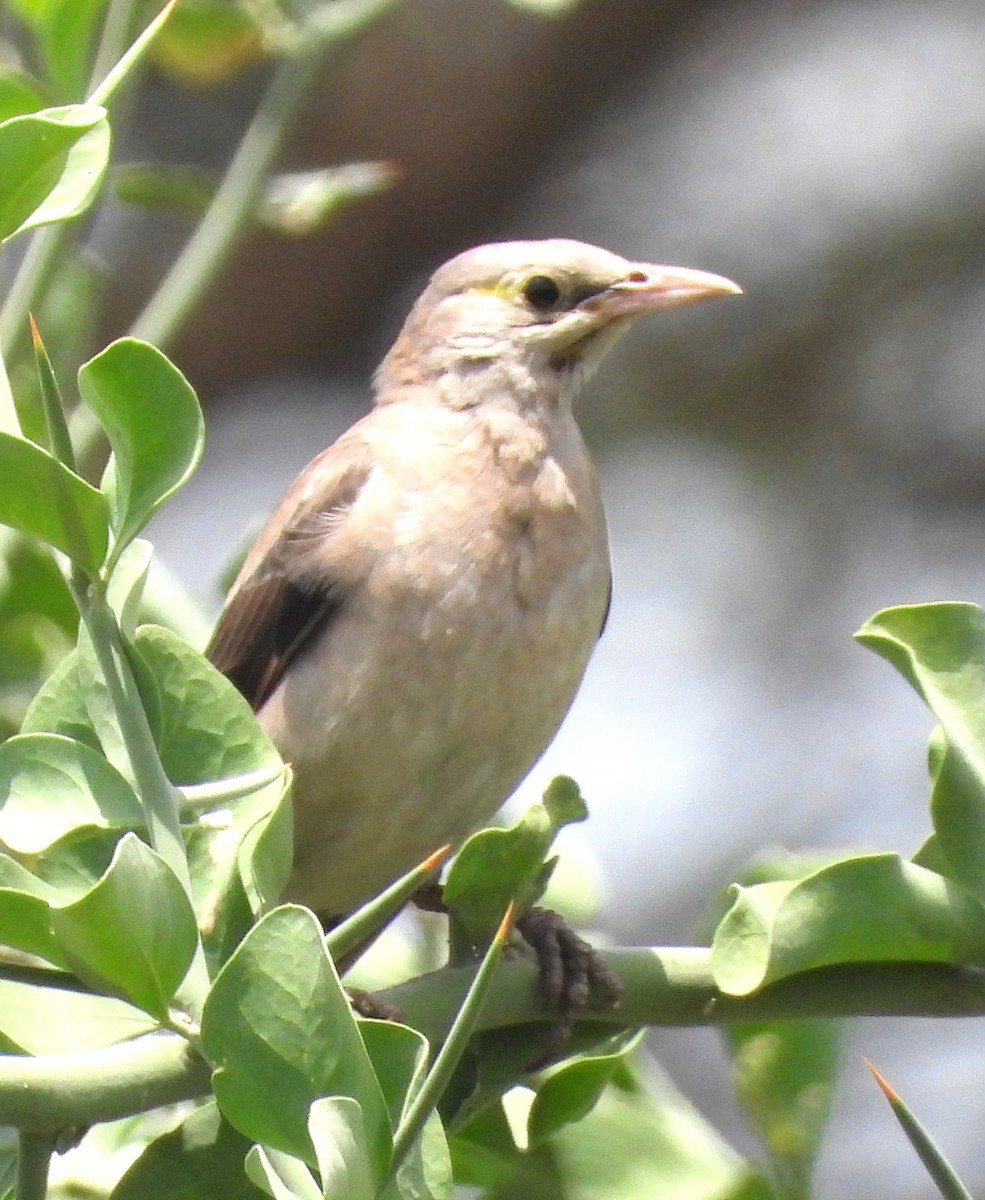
521;275;562;311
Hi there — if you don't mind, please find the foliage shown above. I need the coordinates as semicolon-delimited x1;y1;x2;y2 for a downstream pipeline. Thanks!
0;2;982;1199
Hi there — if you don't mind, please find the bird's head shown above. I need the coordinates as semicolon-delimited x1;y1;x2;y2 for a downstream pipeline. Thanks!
375;239;742;411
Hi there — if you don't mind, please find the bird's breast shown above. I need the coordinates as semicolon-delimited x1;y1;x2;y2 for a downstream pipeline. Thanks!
265;407;611;914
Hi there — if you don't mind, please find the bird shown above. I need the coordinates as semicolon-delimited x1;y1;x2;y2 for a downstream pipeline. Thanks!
207;239;740;932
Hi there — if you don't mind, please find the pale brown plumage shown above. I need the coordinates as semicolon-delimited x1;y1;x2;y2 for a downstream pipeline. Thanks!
208;239;740;918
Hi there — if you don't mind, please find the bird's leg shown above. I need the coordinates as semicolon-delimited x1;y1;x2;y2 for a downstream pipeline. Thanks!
416;885;623;1066
322;886;623;1062
345;986;403;1023
412;881;446;914
514;906;623;1069
318;908;406;1022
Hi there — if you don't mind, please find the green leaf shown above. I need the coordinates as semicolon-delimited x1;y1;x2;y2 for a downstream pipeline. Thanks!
309;1096;376;1200
0;976;158;1055
92;621;288;964
152;0;262;84
235;769;294;915
526;1031;644;1147
443;776;588;942
19;114;110;228
245;1146;321;1200
0;614;62;707
111;1102;265;1200
0;850;67;965
21;646;100;747
0;431;108;571
385;1111;453;1200
0;732;143;853
506;0;583;14
189;766;292;972
50;831;198;1018
131;623;280;782
0;534;77;633
358;1020;430;1129
0;71;47;122
0;552;76;731
37;0;108;101
0;104;109;241
201;905;391;1174
443;1020;640;1136
110;161;214;214
726;1019;841;1198
18;630;133;788
448;1100;520;1190
106;537;154;636
259;163;397;236
363;1024;451;1200
67;617;137;782
3;0;47;26
0;610;67;687
77;339;204;562
913;832;951;875
30;823;122;895
712;853;985;995
857;603;985;900
477;1065;772;1200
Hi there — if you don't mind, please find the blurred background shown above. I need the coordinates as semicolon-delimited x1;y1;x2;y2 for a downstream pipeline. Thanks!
48;0;985;1192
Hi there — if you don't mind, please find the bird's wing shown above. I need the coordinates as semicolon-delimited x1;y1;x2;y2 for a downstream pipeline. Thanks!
207;445;373;712
598;576;612;639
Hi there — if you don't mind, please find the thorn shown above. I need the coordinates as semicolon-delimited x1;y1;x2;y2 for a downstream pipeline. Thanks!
420;844;452;873
369;160;403;187
495;900;517;945
865;1058;899;1103
27;313;42;350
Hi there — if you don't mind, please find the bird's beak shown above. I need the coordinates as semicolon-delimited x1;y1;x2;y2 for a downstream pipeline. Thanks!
585;265;743;321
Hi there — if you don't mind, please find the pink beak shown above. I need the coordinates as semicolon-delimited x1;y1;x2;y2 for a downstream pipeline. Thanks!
585;264;743;319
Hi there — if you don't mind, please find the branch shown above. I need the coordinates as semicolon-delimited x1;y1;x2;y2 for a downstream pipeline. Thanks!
384;948;985;1044
0;1033;211;1131
4;948;985;1130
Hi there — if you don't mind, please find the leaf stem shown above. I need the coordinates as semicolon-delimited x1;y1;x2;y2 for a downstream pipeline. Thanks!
391;903;515;1173
72;582;211;1015
0;0;175;366
129;0;399;351
0;227;63;363
0;342;19;435
30;315;77;471
14;1131;54;1200
87;0;143;95
88;1;177;109
128;45;323;350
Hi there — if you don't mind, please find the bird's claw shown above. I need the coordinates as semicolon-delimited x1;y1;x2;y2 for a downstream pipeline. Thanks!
515;906;622;1068
346;986;403;1024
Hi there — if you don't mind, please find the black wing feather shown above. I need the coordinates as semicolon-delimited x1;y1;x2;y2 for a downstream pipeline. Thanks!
209;573;341;711
207;457;371;712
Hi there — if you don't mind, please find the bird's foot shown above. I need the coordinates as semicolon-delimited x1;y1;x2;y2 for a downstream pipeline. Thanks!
515;906;622;1069
417;885;621;1065
346;986;403;1024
